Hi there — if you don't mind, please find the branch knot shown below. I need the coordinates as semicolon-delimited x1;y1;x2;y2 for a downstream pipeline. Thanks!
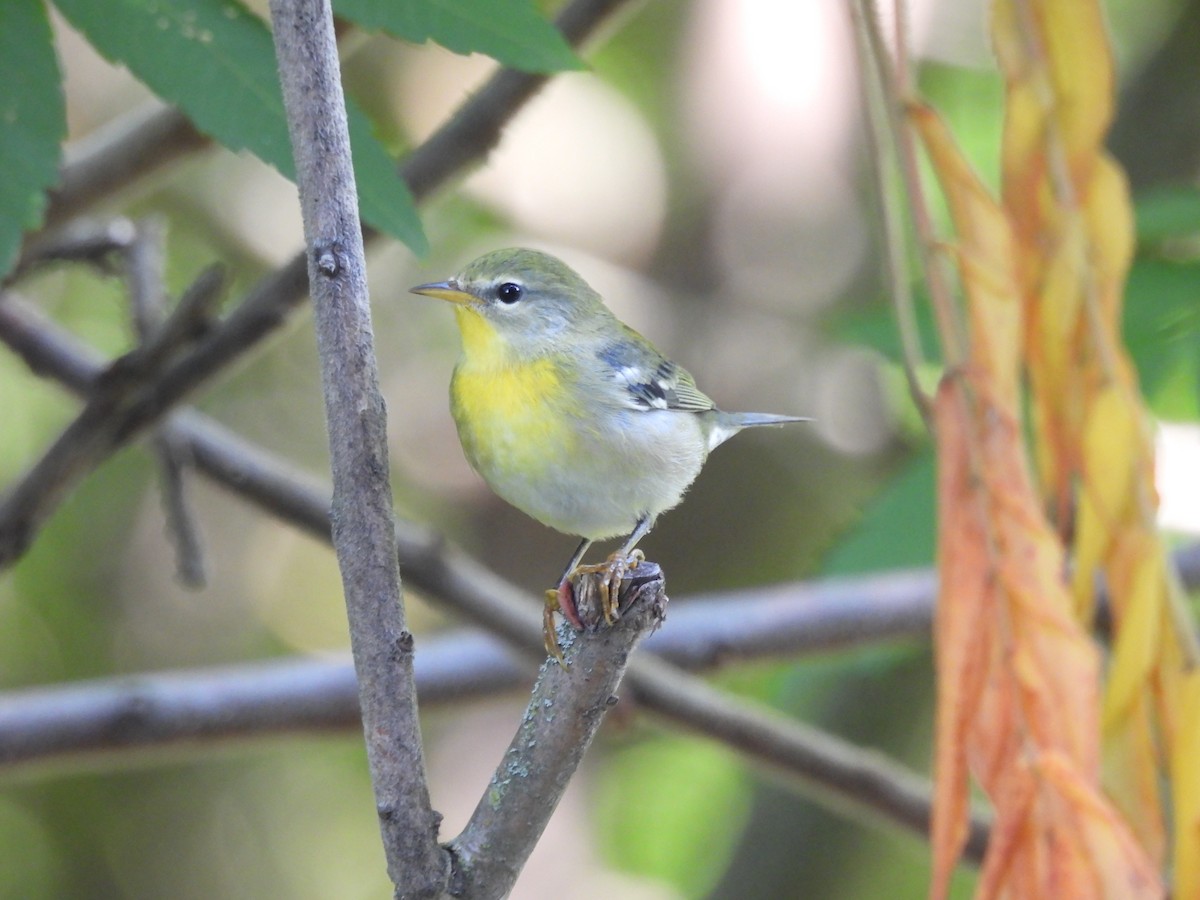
313;241;342;277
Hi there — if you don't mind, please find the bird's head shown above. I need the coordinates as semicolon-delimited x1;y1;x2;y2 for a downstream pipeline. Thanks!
410;248;608;358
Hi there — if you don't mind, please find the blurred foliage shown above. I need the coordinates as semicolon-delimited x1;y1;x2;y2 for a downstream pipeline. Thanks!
1;0;1199;897
595;733;751;897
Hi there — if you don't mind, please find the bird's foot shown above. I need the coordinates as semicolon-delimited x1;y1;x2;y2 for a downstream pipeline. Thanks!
543;581;583;666
571;549;645;625
544;550;646;666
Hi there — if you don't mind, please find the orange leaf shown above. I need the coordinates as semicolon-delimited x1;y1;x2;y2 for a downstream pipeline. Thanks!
992;0;1194;877
1037;751;1163;898
926;374;1146;897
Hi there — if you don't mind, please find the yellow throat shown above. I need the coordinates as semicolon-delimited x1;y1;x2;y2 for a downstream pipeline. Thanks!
450;306;573;470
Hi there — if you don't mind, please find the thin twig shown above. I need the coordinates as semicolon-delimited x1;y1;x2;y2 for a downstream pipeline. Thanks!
124;218;207;587
848;0;932;427
43;103;208;231
151;429;207;586
9;218;138;282
0;266;225;566
269;0;445;894
868;0;968;368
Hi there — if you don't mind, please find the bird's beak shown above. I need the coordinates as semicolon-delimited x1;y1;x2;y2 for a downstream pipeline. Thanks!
409;279;476;305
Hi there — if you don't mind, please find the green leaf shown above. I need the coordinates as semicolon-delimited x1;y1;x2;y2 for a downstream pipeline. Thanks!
1135;186;1200;245
53;0;426;254
830;288;942;368
1125;256;1200;418
822;451;937;575
0;0;66;276
348;102;427;254
335;0;581;73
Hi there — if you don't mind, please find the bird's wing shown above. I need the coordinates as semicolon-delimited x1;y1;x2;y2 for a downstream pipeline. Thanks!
597;328;717;413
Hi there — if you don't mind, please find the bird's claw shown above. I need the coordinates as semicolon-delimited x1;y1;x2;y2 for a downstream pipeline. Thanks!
543;579;583;667
571;549;644;624
543;589;566;666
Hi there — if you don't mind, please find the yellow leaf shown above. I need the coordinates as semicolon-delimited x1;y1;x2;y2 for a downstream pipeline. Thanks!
1102;694;1167;866
1071;387;1138;612
1084;157;1135;325
1102;540;1164;727
1173;672;1200;897
930;380;988;898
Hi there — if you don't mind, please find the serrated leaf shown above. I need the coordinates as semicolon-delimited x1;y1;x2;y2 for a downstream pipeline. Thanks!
0;0;66;276
335;0;580;73
53;0;426;253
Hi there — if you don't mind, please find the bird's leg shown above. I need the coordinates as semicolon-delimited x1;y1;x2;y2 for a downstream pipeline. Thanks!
570;516;652;624
544;537;592;663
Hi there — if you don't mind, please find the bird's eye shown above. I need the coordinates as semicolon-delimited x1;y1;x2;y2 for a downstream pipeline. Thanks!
496;282;523;304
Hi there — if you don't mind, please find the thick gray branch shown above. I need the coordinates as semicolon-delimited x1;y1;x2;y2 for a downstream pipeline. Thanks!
626;654;991;863
0;635;522;776
268;0;445;895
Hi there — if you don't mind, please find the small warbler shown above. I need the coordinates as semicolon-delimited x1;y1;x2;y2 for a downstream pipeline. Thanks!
412;248;806;659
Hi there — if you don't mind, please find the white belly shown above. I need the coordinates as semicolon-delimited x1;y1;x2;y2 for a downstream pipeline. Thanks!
461;404;708;541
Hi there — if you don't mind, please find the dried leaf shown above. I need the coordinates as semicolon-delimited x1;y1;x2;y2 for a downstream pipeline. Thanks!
915;71;1160;896
1173;672;1200;897
994;0;1200;884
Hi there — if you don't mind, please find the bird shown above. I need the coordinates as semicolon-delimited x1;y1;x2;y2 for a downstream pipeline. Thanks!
411;248;806;661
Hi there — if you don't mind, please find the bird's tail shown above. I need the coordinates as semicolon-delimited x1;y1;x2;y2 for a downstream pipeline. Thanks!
707;411;811;451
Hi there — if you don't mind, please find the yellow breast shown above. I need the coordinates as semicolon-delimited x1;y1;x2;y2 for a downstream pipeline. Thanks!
449;307;576;479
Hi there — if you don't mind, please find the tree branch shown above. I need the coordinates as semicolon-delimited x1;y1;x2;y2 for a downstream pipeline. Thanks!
9;217;138;282
36;0;627;237
124;218;208;586
0;597;913;779
268;0;445;894
42;103;207;231
625;654;991;863
398;0;630;202
0;266;225;565
448;568;667;897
